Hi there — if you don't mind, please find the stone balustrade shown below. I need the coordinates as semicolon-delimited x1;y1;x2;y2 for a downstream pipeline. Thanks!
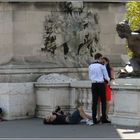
35;77;140;126
0;73;139;126
35;80;115;117
70;81;114;114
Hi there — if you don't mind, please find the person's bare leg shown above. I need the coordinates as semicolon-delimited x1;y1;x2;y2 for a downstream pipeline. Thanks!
78;106;92;120
106;101;110;117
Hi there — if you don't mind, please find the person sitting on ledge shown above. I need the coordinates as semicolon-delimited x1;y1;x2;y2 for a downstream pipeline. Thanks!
0;108;5;121
43;106;93;125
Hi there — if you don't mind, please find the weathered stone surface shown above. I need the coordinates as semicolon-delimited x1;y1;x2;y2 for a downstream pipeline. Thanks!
111;83;140;126
0;83;35;120
37;73;77;83
0;2;127;67
0;66;89;82
0;3;13;65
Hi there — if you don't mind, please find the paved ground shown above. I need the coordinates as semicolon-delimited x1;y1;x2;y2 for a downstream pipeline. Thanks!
0;118;140;139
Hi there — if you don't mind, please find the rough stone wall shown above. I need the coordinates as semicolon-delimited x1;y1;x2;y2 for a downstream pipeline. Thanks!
0;3;13;65
0;2;127;67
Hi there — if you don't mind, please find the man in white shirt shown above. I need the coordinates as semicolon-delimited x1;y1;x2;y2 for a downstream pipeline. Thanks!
88;53;110;124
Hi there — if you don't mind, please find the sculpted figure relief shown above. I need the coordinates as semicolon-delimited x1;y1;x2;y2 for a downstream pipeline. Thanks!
116;20;140;77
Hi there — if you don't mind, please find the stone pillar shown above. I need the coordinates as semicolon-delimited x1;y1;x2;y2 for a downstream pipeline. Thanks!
111;79;140;126
0;83;35;120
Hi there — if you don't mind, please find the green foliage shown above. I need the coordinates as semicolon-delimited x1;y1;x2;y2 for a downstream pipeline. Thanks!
125;1;140;57
125;0;140;31
126;45;133;57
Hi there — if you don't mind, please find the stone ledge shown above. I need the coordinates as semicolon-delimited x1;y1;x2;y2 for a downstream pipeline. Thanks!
70;80;91;88
34;82;70;87
0;0;132;2
111;84;140;91
0;67;88;74
112;115;140;126
0;67;121;74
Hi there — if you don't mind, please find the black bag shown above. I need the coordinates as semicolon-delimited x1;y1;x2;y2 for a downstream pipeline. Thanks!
0;108;2;114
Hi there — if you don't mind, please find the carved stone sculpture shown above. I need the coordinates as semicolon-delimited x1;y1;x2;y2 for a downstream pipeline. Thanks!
116;20;140;77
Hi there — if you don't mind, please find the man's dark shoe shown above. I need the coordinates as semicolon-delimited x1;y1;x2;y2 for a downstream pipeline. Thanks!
101;119;111;124
54;106;61;113
93;119;100;124
97;119;101;124
93;118;97;124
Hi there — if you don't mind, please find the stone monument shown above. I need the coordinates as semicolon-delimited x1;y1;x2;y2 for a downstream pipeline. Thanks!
0;1;127;120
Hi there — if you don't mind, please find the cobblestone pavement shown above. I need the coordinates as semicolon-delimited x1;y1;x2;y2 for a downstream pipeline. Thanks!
0;118;140;139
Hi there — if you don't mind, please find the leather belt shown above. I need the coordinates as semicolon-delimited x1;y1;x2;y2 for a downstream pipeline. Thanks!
92;81;104;83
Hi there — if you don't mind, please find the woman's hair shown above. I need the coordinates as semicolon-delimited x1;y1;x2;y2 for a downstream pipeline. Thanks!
43;118;52;125
102;57;109;63
102;57;111;78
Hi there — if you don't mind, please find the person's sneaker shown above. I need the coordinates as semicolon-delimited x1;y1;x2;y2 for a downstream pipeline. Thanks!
80;119;87;123
86;120;94;126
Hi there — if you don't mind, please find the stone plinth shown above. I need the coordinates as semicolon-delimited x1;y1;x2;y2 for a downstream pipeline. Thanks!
0;83;35;120
34;74;77;117
35;83;72;118
111;79;140;126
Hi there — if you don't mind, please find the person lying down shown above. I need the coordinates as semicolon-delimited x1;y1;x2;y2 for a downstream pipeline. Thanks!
43;106;93;125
